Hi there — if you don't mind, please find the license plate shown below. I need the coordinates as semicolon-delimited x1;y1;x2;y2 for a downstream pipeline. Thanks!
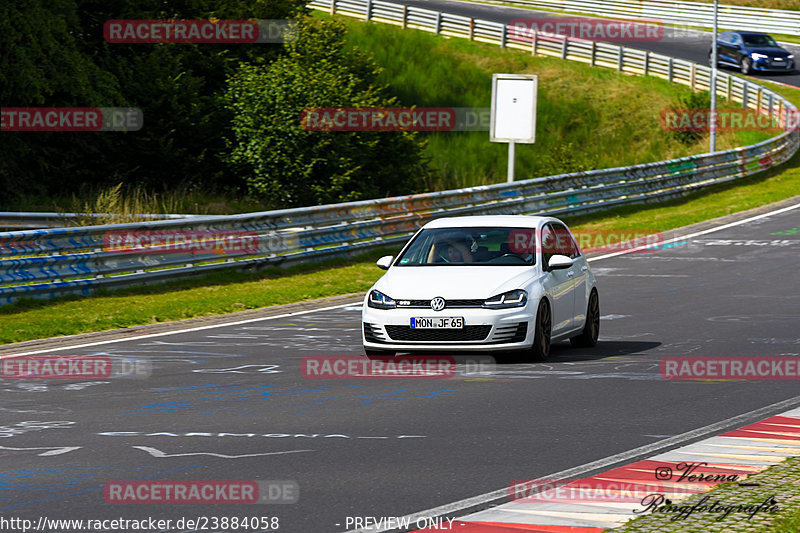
410;317;464;329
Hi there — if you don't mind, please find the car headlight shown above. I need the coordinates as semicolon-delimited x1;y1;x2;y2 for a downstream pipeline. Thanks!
788;54;795;59
368;290;396;310
751;53;768;60
483;289;528;309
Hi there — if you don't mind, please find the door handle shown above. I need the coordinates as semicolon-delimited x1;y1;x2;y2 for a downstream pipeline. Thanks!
567;270;574;277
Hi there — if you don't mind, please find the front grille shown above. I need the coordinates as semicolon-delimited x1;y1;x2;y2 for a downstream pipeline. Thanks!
398;299;484;308
363;323;387;344
385;325;492;342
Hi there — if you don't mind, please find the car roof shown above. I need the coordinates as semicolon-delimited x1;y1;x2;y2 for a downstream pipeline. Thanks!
422;215;560;229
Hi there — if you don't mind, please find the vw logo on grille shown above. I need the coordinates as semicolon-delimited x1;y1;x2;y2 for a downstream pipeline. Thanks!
430;297;446;311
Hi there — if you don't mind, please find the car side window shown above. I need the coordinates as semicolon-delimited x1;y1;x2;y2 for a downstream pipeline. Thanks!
540;224;557;269
552;223;580;259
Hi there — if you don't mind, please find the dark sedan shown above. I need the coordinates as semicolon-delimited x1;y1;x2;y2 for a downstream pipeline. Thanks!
711;31;794;74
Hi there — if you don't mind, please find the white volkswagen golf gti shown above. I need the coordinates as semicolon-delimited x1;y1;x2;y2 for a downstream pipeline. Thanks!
362;215;599;361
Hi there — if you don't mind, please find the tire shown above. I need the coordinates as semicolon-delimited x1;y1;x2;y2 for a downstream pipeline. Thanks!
570;290;599;348
741;57;751;75
529;299;552;362
364;348;395;357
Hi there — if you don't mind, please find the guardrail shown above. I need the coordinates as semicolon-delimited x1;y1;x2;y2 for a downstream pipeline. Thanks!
0;0;796;305
0;212;209;231
467;0;800;36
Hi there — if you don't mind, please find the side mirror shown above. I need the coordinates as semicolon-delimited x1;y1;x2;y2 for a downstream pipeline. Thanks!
376;255;394;270
548;254;574;270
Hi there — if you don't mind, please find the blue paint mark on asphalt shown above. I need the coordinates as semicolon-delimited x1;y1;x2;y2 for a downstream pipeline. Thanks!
113;384;456;417
0;465;200;511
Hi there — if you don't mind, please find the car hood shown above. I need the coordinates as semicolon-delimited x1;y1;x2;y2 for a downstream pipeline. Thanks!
373;266;538;299
747;46;789;57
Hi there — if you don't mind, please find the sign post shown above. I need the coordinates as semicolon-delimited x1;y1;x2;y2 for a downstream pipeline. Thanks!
490;74;538;182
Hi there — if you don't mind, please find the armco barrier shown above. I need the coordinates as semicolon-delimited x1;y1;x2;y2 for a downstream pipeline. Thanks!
467;0;800;36
0;0;797;305
0;212;210;231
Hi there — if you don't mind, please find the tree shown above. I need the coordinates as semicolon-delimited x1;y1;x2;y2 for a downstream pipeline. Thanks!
225;17;427;208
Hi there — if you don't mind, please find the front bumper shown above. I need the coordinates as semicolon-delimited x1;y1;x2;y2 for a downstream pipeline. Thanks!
362;305;535;352
753;58;794;71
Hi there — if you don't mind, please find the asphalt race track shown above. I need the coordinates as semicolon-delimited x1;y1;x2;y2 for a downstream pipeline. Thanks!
391;0;800;88
1;203;799;532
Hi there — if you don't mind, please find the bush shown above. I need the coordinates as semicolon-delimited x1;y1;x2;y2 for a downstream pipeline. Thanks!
224;17;427;207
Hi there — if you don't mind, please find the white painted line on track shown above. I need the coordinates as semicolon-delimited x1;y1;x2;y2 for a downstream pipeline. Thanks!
0;303;354;358
343;394;800;532
588;201;800;262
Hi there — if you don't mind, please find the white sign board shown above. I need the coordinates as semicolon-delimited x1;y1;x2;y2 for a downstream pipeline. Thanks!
490;74;537;143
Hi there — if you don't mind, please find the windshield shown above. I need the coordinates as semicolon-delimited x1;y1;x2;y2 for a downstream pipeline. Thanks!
396;227;537;266
742;34;778;47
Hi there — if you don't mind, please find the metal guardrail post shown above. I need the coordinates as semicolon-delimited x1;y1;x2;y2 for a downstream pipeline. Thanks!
561;37;567;59
690;63;696;90
435;12;442;34
668;57;673;83
532;29;538;55
617;48;624;71
500;23;506;47
644;51;650;75
590;40;595;66
742;84;749;108
330;0;336;16
726;75;732;101
469;18;474;40
402;5;407;28
365;0;372;21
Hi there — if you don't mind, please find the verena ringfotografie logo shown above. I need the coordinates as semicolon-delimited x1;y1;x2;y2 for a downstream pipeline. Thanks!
653;462;741;484
301;356;456;379
104;480;298;504
661;108;794;133
509;478;698;502
1;355;151;379
1;107;142;132
103;230;260;256
300;107;491;132
104;19;296;43
509;17;664;42
661;357;800;380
